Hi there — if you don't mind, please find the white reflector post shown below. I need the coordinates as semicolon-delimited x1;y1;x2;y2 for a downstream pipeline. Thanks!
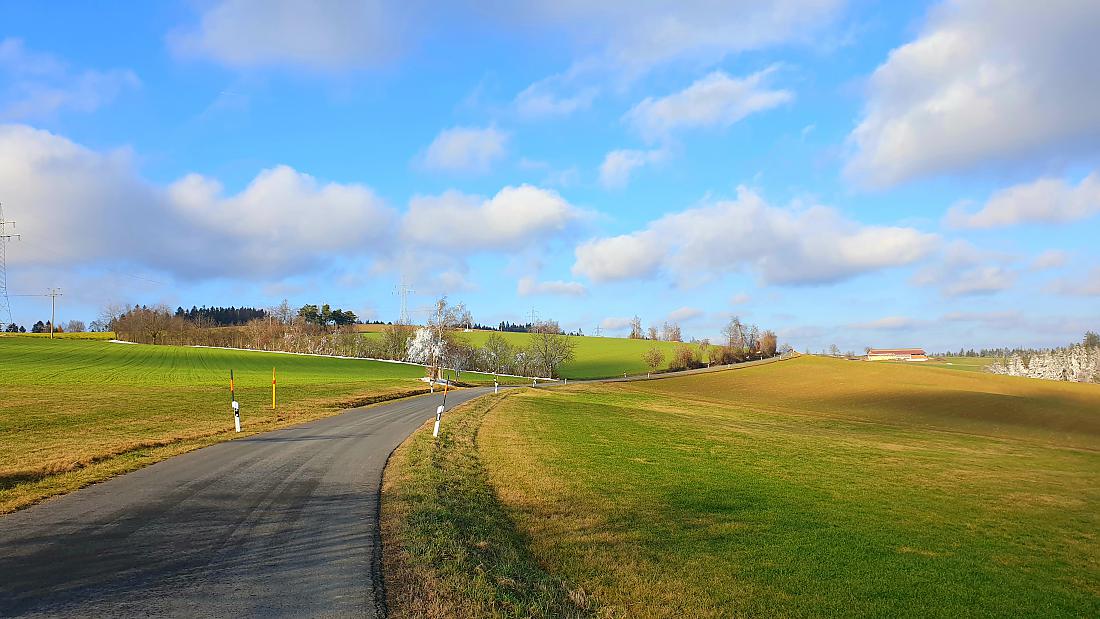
232;400;241;433
433;404;443;437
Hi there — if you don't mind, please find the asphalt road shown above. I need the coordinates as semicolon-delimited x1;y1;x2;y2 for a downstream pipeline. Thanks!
0;387;491;618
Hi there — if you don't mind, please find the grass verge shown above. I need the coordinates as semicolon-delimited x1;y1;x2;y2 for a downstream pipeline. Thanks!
381;392;592;618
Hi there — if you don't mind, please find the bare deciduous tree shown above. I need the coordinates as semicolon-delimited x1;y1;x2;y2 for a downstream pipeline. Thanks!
380;323;413;360
629;316;643;339
642;346;664;375
760;330;778;357
527;320;576;378
482;333;515;375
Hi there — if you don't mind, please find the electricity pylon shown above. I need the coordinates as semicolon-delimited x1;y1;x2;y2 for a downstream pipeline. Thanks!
0;202;19;327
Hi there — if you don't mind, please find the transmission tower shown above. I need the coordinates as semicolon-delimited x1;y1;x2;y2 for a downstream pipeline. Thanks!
0;202;19;327
393;278;415;325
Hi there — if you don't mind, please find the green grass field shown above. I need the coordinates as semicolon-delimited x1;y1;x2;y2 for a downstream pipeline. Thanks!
365;330;686;379
922;355;995;372
0;337;504;513
386;355;1100;617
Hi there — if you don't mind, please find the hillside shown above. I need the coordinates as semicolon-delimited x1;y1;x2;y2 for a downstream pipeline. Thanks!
385;355;1100;617
364;329;686;379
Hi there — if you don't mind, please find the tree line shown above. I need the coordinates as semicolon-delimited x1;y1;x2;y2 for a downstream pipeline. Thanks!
4;319;85;334
106;297;578;379
640;315;782;374
987;331;1100;383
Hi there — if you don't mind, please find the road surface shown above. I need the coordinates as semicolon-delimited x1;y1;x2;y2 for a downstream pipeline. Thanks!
0;387;490;618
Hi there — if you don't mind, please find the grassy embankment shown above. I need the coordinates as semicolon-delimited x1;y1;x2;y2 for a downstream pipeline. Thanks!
0;337;508;513
385;355;1100;617
382;394;590;618
364;329;685;379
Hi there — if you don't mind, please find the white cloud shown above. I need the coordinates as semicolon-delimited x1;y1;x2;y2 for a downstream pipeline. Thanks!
514;74;597;118
847;1;1100;186
402;184;581;251
1046;268;1100;297
168;165;393;272
911;241;1016;297
0;124;393;280
945;173;1100;229
1031;250;1068;271
849;316;919;330
0;38;138;119
422;126;509;174
599;316;635;331
170;0;403;70
573;186;939;285
625;68;792;142
730;293;752;305
598;148;667;189
507;1;840;124
574;232;665;283
517;276;587;297
503;1;843;76
668;306;703;322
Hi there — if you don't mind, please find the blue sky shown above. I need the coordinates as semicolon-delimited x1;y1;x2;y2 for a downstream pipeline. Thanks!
1;0;1097;352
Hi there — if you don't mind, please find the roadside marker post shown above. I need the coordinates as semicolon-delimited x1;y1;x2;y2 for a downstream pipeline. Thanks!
431;404;444;437
494;380;498;394
230;370;241;433
272;367;276;410
433;369;451;438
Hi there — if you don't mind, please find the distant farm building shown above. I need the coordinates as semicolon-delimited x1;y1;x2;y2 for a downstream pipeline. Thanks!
866;348;928;362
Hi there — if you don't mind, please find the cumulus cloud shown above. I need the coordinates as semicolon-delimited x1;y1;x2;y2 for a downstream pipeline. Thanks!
0;124;393;280
514;73;597;118
1031;250;1068;270
421;126;509;174
847;1;1100;186
500;1;843;75
598;148;667;189
517;276;587;297
0;38;138;119
599;316;635;331
848;316;920;330
573;186;939;286
574;232;665;283
506;1;840;122
911;241;1016;297
168;165;393;273
1046;268;1100;297
945;173;1100;229
402;184;582;251
170;0;404;70
668;306;703;322
625;68;792;142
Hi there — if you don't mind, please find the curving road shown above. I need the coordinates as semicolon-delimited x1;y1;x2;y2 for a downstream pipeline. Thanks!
0;387;490;618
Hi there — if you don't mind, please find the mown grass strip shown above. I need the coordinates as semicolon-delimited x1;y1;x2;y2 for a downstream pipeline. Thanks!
381;392;592;618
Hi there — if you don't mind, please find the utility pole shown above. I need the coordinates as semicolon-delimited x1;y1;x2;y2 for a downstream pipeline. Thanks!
595;324;602;337
393;277;415;325
12;288;62;337
0;202;19;327
47;288;62;338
